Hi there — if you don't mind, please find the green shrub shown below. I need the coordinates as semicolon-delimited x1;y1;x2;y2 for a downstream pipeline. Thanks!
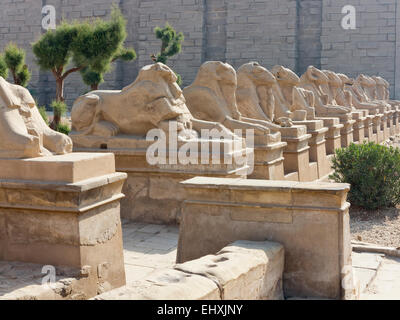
175;72;182;86
50;100;67;118
56;123;71;135
49;100;67;130
38;106;49;125
0;55;8;79
330;142;400;210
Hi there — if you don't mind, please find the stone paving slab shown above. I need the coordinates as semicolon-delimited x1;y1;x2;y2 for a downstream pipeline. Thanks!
352;252;384;270
121;221;179;285
0;222;180;299
361;257;400;300
0;261;81;300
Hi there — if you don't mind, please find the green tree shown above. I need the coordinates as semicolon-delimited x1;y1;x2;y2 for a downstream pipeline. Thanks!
81;47;136;91
32;6;133;128
4;43;31;87
0;55;7;79
153;23;184;85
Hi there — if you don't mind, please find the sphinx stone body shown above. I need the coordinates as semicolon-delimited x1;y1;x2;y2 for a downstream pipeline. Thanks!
299;66;352;116
372;76;400;109
337;73;380;114
236;62;276;124
235;62;294;127
322;70;354;110
71;62;253;223
271;65;316;120
183;61;288;146
71;63;236;146
372;76;389;101
355;74;391;112
235;63;294;125
299;66;361;148
235;62;320;181
0;77;72;159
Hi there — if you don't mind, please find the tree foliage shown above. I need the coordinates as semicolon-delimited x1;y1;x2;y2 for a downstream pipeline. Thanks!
154;23;184;64
81;67;104;90
32;5;134;128
330;142;400;210
81;47;136;90
2;43;31;86
153;23;184;85
0;55;8;79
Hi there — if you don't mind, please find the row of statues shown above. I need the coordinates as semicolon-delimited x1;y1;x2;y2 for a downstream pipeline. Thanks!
0;60;397;159
70;61;398;147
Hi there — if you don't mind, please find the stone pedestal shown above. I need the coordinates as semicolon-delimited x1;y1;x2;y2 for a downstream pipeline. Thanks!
351;111;366;144
0;153;127;299
293;120;331;179
177;177;357;300
363;115;376;143
386;110;395;138
381;111;390;141
279;126;318;182
250;141;287;180
316;117;343;155
372;114;384;143
318;113;355;148
72;135;251;224
338;114;355;148
393;107;400;135
389;109;396;137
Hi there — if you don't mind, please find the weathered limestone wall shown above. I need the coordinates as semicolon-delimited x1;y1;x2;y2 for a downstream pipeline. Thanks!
94;240;285;300
177;177;357;299
225;0;297;71
297;0;323;75
0;0;398;107
321;0;397;98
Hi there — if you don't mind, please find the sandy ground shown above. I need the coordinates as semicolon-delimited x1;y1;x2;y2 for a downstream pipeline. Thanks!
350;207;400;248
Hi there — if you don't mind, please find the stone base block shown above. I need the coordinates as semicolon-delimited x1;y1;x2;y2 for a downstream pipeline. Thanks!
293;119;330;179
250;142;287;180
316;117;343;155
0;153;115;183
390;114;396;137
395;110;400;135
73;136;251;225
95;240;284;300
382;111;390;141
341;119;355;148
0;153;127;298
120;170;246;224
372;114;384;143
351;111;366;144
177;177;355;300
279;126;317;182
363;115;375;143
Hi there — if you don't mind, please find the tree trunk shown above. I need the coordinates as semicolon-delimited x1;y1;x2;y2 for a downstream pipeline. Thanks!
50;77;64;130
91;83;98;91
11;69;19;85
